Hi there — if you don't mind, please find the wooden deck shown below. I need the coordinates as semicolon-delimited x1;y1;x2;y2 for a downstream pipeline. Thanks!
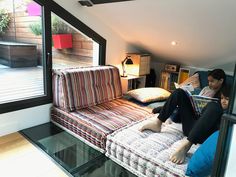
0;66;44;104
0;60;93;104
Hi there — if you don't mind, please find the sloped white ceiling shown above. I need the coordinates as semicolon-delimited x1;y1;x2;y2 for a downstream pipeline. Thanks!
79;0;236;67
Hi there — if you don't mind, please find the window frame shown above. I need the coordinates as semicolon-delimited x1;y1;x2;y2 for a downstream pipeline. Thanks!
0;0;106;114
48;0;106;65
212;114;236;176
212;63;236;176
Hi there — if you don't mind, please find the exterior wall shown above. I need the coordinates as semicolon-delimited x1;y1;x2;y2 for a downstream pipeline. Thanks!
1;10;93;66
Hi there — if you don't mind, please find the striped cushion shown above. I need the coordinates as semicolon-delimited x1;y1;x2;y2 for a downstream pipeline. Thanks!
52;72;70;111
51;98;153;150
52;66;122;111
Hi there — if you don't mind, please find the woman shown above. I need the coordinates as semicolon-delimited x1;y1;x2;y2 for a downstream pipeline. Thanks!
140;69;227;164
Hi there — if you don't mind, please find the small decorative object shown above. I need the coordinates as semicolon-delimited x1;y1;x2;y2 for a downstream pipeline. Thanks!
52;34;72;49
51;16;73;49
165;64;179;72
0;9;10;35
121;56;133;77
27;2;41;16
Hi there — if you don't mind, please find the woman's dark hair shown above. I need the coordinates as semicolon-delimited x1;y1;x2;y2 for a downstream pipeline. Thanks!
208;69;226;85
220;84;231;98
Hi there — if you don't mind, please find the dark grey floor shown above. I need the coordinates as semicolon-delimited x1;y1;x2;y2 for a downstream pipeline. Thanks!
20;122;137;177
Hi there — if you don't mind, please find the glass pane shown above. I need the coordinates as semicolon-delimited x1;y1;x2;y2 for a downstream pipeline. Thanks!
51;13;99;69
21;122;137;177
39;131;102;172
225;125;236;176
21;122;103;173
0;0;44;104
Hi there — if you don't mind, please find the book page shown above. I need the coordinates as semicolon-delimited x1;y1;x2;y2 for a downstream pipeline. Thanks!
191;95;219;101
174;82;194;94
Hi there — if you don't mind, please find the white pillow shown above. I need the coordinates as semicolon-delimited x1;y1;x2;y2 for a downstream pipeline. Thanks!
127;87;171;103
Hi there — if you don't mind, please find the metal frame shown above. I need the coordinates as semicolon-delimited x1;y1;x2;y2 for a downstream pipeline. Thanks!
212;63;236;176
212;114;236;176
0;0;106;114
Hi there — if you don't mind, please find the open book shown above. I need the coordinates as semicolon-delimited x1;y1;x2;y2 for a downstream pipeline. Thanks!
174;82;194;92
174;82;219;115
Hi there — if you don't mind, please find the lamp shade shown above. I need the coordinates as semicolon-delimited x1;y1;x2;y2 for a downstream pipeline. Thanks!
125;57;133;64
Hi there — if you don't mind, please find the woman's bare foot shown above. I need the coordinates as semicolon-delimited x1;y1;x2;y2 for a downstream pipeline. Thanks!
139;119;162;132
170;139;193;164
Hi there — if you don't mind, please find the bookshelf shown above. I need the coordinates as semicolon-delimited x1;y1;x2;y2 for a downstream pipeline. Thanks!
160;65;191;92
160;71;179;92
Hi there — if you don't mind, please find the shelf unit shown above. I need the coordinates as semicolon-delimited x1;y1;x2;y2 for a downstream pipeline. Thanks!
160;71;179;92
121;75;146;93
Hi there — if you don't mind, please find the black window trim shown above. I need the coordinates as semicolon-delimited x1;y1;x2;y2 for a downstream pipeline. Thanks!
47;0;106;65
212;63;236;176
0;0;106;114
212;114;236;177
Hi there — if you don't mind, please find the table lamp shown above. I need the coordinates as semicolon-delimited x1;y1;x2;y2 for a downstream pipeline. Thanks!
121;56;133;77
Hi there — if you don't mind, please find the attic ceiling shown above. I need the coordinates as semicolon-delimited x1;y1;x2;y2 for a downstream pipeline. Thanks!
78;0;236;68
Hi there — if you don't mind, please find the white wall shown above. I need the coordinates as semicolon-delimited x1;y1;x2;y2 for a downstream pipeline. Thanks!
0;104;51;136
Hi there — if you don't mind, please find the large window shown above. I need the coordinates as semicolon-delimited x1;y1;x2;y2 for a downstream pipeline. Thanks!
0;0;106;113
50;13;100;69
49;1;106;67
0;0;50;113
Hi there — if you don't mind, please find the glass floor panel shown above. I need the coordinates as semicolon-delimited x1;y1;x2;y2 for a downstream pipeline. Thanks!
74;156;137;177
20;122;137;177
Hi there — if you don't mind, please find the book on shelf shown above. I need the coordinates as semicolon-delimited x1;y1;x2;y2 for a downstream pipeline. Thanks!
174;82;219;116
160;71;178;91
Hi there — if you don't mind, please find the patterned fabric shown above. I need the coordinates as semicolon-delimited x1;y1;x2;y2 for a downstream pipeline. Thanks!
127;87;171;103
51;98;153;150
106;117;199;177
52;71;69;111
52;66;122;112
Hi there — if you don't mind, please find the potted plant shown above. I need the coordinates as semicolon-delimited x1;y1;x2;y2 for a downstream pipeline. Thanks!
29;16;73;49
29;21;42;36
51;16;73;49
0;9;10;35
27;1;41;16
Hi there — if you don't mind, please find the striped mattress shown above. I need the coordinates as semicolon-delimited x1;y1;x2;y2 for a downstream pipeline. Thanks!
106;117;199;177
51;98;153;151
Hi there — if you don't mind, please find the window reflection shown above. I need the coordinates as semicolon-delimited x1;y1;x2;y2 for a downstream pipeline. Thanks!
0;0;44;104
51;13;99;69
